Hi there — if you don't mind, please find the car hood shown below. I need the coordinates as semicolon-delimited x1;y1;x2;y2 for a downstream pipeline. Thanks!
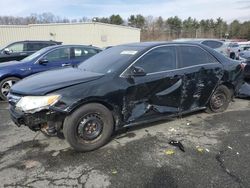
10;67;104;95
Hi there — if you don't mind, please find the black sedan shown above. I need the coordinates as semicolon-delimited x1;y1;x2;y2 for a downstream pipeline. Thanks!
8;42;243;151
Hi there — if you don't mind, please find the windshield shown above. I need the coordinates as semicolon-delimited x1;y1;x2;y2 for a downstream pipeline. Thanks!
20;47;52;62
78;45;144;74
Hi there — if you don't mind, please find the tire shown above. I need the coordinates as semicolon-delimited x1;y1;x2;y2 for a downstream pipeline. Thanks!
63;103;114;152
206;85;231;113
0;77;20;101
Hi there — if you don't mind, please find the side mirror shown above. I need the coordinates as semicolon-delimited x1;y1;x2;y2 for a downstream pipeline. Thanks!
3;48;11;55
130;66;146;77
38;59;49;65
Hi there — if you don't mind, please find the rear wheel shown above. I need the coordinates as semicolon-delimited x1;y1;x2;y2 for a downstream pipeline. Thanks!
0;77;20;101
63;103;114;152
206;85;231;113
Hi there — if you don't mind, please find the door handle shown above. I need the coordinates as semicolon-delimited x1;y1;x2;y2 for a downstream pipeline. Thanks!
62;63;71;67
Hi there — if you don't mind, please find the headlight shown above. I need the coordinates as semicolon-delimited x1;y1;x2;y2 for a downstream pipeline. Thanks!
16;95;61;113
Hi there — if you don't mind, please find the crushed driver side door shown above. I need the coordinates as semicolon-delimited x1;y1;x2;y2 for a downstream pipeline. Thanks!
121;45;183;123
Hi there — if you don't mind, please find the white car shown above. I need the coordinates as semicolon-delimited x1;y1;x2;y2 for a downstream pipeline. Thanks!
225;42;241;60
174;39;228;56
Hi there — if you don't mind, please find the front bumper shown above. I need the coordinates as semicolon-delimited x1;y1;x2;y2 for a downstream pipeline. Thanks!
9;106;66;131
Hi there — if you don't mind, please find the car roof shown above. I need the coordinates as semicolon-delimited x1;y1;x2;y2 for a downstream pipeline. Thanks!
175;39;227;45
9;40;61;43
118;41;228;64
119;41;208;48
41;44;101;51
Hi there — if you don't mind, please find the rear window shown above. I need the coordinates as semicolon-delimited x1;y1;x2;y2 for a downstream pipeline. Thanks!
27;42;55;51
72;47;99;59
201;40;223;49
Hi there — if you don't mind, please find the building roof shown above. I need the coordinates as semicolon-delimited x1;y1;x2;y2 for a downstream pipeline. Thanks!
0;22;141;31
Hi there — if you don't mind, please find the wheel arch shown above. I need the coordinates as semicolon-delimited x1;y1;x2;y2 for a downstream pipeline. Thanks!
66;98;122;130
220;82;235;97
0;75;22;82
206;82;234;107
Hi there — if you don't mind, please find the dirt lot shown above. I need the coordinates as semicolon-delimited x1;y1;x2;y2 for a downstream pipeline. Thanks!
0;99;250;188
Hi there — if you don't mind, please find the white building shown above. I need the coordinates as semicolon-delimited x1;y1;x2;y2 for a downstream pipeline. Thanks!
0;22;141;48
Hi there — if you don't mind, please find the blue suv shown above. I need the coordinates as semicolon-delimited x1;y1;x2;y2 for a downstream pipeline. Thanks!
0;45;102;100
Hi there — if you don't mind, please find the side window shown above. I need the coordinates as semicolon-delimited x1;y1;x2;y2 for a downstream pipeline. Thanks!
8;43;24;53
134;46;176;73
202;41;223;49
44;48;70;62
42;43;56;47
72;47;99;59
27;43;42;51
27;43;56;51
178;46;218;68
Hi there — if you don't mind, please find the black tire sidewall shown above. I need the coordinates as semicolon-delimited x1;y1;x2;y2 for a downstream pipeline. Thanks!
208;85;231;113
0;77;20;100
63;103;114;152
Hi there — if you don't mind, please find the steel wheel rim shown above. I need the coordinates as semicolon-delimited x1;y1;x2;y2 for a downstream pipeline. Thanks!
211;93;226;110
1;80;17;97
77;113;103;141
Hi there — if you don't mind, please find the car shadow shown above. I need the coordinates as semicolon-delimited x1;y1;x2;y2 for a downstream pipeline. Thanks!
112;109;205;138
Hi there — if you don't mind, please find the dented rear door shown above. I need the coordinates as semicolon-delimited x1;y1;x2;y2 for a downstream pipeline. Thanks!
177;45;224;111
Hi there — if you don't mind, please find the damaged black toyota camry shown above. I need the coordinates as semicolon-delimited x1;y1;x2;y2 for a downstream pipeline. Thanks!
8;42;243;151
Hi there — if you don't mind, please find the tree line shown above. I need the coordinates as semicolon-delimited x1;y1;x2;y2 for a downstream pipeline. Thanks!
0;13;249;41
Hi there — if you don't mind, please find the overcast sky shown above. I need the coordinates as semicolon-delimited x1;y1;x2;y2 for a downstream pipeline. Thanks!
1;0;250;22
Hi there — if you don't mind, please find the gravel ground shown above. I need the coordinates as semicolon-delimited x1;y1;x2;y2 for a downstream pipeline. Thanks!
0;99;249;188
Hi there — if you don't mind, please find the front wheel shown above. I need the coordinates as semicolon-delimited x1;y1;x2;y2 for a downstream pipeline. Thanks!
63;103;114;152
206;85;231;113
0;77;20;101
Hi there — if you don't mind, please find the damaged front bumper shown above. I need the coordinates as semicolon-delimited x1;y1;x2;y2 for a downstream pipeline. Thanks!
9;106;66;132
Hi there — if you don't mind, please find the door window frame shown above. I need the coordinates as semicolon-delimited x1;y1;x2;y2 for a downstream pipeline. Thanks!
35;46;71;64
120;44;220;78
176;44;220;69
120;44;178;77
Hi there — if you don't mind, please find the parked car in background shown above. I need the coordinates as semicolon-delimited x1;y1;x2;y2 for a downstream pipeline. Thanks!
0;45;102;100
174;38;228;57
239;47;250;79
8;42;243;151
240;45;250;51
226;42;241;60
239;46;250;63
0;40;62;63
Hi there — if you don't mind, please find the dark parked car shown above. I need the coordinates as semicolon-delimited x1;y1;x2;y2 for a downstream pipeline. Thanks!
8;42;243;151
0;40;62;62
0;45;102;100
